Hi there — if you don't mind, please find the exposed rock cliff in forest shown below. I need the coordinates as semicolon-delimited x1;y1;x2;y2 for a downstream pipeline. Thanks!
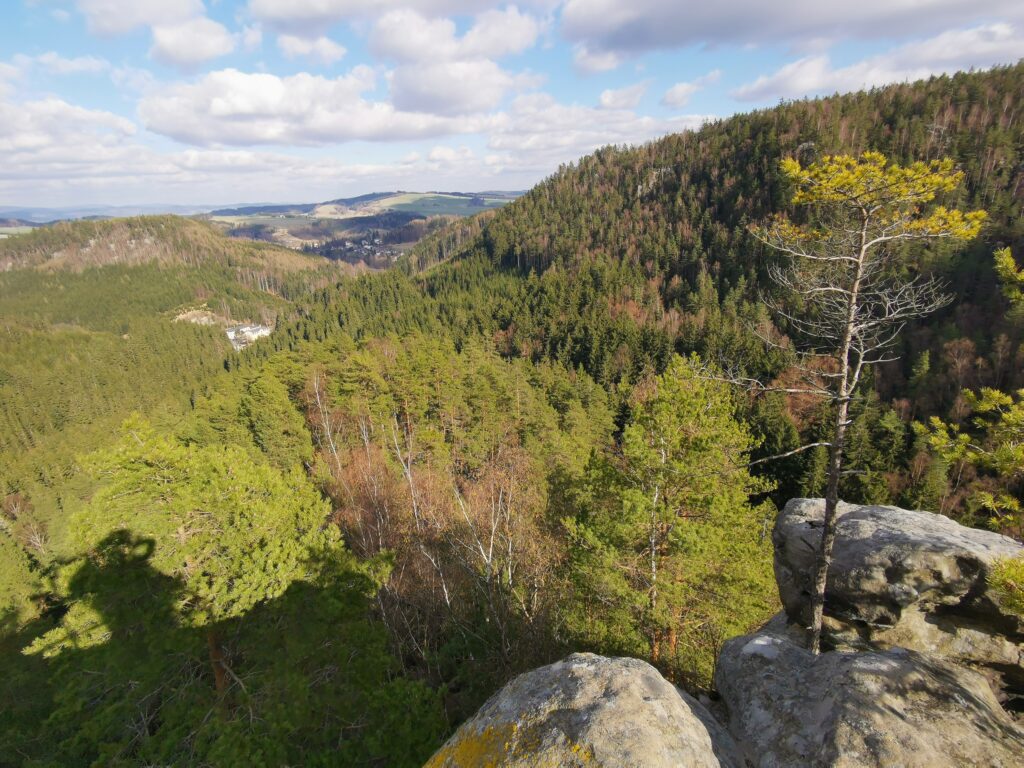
428;500;1024;767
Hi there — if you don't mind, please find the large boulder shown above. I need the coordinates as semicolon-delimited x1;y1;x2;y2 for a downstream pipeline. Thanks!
715;615;1024;768
773;499;1023;682
425;653;741;767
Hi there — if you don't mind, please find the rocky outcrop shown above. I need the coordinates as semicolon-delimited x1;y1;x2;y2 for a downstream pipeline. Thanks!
773;499;1024;690
715;613;1024;767
425;653;741;768
426;500;1024;767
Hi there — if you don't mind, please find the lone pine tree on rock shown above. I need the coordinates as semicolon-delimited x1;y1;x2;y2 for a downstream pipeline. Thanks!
752;151;986;653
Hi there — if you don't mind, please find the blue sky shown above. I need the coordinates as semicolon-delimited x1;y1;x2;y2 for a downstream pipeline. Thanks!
1;1;1021;207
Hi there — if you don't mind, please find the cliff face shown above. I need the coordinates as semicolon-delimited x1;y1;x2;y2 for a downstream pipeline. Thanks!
427;500;1024;767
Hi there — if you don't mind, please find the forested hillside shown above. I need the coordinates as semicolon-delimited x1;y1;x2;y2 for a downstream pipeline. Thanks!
1;64;1022;766
391;62;1024;518
0;217;342;554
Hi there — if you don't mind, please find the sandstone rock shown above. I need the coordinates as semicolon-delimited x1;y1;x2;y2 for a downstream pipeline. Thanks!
773;498;1023;680
425;652;741;767
715;617;1024;768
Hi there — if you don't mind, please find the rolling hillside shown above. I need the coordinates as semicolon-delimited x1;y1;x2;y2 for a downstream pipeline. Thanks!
0;216;344;538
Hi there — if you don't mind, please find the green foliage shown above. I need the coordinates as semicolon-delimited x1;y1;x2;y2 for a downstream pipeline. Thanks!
989;556;1024;619
916;388;1024;534
3;63;1024;762
994;247;1024;314
780;151;985;232
0;528;40;633
562;356;776;688
240;370;314;470
64;420;334;626
11;424;445;766
966;388;1024;480
747;393;804;507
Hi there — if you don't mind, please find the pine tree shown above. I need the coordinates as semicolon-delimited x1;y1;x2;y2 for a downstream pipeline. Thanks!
564;355;775;686
753;151;986;652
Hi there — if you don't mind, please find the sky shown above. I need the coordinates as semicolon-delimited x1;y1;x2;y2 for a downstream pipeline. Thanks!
1;1;1022;208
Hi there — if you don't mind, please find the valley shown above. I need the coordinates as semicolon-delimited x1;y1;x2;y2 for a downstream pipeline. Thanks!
0;63;1022;767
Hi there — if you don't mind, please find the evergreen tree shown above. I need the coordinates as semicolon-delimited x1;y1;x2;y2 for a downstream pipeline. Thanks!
241;370;314;470
563;356;775;687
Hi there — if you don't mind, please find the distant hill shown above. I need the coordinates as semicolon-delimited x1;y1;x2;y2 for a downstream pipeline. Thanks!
209;190;521;218
0;215;327;273
205;190;525;264
0;203;217;223
408;65;1022;282
208;202;318;216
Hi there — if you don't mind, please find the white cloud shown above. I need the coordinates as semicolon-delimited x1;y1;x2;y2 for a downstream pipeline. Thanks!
138;67;492;145
486;92;708;173
390;60;538;115
0;74;703;206
0;97;502;205
370;11;455;63
598;81;649;110
34;52;111;75
9;52;110;77
661;69;721;108
733;23;1023;101
369;8;543;117
242;24;263;51
72;0;238;72
370;7;541;63
0;63;19;98
50;8;72;22
0;92;404;202
277;34;347;64
428;144;473;162
459;7;543;59
111;65;157;94
73;0;202;35
247;0;555;33
150;17;237;69
561;0;1024;65
572;45;622;74
0;97;135;155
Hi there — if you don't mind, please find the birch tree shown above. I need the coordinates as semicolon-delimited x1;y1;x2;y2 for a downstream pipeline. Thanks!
754;151;986;653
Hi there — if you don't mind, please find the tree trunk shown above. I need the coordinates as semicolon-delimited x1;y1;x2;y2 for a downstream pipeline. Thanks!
808;211;867;654
808;398;849;654
648;485;660;661
207;630;228;698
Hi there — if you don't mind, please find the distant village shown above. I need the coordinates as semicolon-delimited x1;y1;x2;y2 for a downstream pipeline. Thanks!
225;323;272;351
175;308;273;351
304;237;402;270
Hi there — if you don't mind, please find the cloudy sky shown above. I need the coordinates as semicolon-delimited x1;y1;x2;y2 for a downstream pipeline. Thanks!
1;1;1022;207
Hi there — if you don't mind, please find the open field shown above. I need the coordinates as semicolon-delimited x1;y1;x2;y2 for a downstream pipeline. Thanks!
360;192;510;217
0;226;34;239
208;214;314;228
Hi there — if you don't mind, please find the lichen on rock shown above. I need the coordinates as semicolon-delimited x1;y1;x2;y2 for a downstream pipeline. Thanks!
426;653;740;767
